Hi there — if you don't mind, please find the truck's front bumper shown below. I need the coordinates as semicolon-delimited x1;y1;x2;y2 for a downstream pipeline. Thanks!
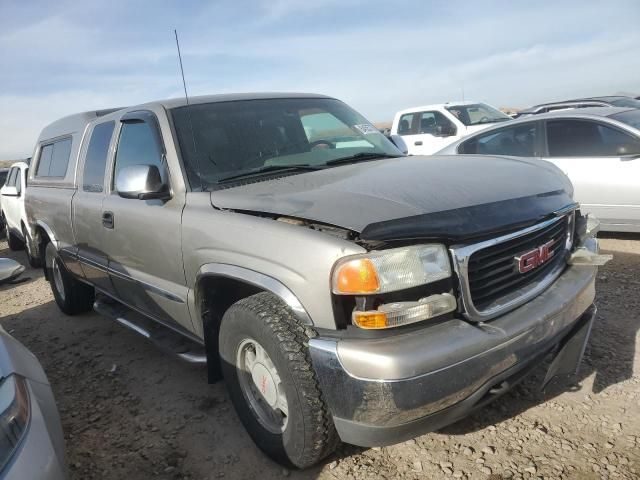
309;262;597;447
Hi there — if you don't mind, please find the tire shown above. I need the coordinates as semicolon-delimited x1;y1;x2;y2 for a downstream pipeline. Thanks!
22;226;42;268
219;292;338;468
5;224;24;251
45;242;95;315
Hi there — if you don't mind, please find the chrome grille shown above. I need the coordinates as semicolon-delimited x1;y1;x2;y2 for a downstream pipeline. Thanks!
450;214;574;321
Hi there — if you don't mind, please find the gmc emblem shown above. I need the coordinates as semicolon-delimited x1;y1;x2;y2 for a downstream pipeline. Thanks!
515;240;556;274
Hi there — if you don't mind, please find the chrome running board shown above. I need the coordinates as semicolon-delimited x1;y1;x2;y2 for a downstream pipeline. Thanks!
93;295;207;364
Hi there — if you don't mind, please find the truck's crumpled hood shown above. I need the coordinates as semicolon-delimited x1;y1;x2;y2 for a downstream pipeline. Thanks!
210;155;575;241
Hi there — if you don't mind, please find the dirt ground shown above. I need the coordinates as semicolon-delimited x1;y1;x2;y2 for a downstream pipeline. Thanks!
0;236;638;480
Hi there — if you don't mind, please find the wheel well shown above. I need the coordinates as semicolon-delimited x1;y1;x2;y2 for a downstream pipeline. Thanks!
198;275;263;382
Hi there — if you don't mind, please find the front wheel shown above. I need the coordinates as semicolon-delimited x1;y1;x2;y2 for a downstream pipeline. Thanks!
45;242;95;315
219;292;338;468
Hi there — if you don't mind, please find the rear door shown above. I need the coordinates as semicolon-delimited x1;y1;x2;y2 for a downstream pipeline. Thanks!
101;111;191;331
541;118;640;230
73;120;118;295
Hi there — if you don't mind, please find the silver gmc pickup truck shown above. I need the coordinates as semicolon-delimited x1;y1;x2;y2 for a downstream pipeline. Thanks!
25;93;608;468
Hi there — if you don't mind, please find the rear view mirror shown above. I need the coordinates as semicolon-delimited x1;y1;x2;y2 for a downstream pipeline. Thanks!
389;134;409;155
115;164;170;200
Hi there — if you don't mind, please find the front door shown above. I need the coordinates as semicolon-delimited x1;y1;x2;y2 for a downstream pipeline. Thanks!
73;120;118;295
101;111;191;332
399;111;458;155
543;119;640;230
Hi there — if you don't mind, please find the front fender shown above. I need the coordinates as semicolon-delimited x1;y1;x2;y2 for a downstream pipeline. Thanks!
192;263;313;328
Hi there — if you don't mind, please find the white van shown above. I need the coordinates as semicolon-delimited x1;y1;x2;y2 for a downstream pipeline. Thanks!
391;101;512;155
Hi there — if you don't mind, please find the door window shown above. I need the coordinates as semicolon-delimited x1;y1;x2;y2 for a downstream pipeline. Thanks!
83;121;115;192
418;111;456;136
460;123;537;156
546;120;640;157
397;113;416;134
113;121;166;188
15;170;21;195
5;168;17;187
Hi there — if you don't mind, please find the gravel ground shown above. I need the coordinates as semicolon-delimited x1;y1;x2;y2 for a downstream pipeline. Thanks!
0;236;638;480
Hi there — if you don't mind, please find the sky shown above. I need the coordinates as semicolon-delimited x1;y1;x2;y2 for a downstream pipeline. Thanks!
0;0;639;158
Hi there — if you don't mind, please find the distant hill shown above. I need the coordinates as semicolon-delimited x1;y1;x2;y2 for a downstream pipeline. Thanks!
0;159;25;168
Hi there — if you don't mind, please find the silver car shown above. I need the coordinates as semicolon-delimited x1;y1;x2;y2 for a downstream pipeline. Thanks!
0;260;66;479
436;107;640;232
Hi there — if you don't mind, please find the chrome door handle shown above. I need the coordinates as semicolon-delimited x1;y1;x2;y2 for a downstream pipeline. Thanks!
414;141;423;146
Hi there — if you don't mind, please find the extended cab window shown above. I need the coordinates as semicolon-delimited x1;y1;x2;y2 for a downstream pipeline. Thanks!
546;120;640;157
83;121;115;192
113;120;166;188
460;123;537;156
36;138;72;177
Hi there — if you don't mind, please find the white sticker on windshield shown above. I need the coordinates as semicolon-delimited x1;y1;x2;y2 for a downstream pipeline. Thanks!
354;124;379;135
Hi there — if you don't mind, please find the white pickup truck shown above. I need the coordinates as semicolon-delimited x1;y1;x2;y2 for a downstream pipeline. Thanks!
391;101;512;155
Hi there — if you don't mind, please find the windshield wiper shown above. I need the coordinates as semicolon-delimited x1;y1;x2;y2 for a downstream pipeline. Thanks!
217;164;323;183
324;152;400;166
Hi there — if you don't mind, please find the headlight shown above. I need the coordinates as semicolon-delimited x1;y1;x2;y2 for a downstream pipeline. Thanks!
0;376;30;471
332;244;451;295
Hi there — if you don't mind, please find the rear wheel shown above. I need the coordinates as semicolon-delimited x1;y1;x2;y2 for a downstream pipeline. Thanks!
45;242;95;315
219;292;338;468
5;224;24;251
22;226;41;268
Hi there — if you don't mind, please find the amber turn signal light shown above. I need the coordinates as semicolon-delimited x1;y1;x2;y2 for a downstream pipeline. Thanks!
332;258;380;295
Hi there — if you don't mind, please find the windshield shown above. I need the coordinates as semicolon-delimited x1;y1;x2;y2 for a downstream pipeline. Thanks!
611;110;640;130
445;103;511;126
171;98;401;189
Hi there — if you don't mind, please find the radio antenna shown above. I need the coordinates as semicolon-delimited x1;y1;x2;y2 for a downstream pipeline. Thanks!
174;29;190;105
173;29;204;190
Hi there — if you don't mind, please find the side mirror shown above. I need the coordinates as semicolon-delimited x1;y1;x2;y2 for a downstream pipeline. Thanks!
435;125;456;137
115;164;170;200
1;186;18;197
389;134;409;155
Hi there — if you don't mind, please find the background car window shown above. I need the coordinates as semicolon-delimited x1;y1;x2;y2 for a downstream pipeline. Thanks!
15;170;21;195
114;121;166;188
5;168;17;187
398;113;415;134
460;123;537;156
83;121;115;192
418;111;456;135
36;144;53;176
546;120;640;157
